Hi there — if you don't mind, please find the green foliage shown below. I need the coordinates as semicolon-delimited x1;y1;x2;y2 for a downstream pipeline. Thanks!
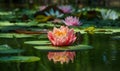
0;45;24;54
34;44;93;52
0;56;40;63
24;40;50;45
0;33;34;38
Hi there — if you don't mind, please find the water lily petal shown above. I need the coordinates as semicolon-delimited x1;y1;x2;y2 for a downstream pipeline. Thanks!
47;26;77;46
63;16;82;26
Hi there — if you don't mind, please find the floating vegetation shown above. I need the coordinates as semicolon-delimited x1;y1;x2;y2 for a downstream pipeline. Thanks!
37;34;48;39
0;45;11;50
0;56;40;63
84;26;95;34
0;45;24;54
35;15;52;23
0;21;14;26
0;33;34;38
24;40;50;45
34;44;93;52
111;36;120;40
37;23;55;28
0;49;24;54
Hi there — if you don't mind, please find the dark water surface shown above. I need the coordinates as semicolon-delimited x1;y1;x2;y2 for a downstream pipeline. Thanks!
0;33;120;71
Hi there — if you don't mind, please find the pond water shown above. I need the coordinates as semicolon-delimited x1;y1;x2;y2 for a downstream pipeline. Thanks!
0;33;120;71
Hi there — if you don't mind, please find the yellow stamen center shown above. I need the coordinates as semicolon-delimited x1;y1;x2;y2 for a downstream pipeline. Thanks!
54;30;66;37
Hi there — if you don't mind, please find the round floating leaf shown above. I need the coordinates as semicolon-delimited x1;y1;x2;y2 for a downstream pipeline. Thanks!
37;23;54;27
0;44;11;50
0;21;14;26
0;33;34;38
34;44;93;52
111;36;120;40
0;26;29;32
37;34;48;39
0;56;40;63
38;22;61;28
29;28;48;33
15;21;37;26
0;49;24;54
0;44;24;54
24;40;50;45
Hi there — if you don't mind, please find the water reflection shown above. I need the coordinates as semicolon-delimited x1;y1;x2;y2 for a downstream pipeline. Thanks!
0;33;120;71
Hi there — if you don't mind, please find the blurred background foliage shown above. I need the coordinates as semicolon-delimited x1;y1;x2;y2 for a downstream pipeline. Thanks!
0;0;120;10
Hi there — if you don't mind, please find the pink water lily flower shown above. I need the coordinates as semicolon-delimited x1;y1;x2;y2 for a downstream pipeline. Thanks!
63;16;82;26
48;51;76;64
47;26;76;46
58;5;73;14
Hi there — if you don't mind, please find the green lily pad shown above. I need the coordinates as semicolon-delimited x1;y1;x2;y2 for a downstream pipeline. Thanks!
29;28;48;32
24;40;50;45
0;45;24;54
111;36;120;40
14;21;37;26
0;21;14;26
37;22;62;27
38;34;48;39
0;33;34;38
0;26;28;32
37;23;54;27
34;44;93;52
0;49;24;54
0;45;11;50
0;56;40;63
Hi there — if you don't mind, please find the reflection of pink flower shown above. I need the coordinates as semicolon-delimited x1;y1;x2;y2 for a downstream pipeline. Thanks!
63;16;82;26
39;6;47;11
47;26;76;46
48;51;75;64
58;5;73;13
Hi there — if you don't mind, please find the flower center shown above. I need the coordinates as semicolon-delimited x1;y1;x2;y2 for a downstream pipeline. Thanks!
54;31;66;37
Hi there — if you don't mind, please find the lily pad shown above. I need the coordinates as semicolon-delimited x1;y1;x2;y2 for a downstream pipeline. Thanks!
37;23;54;27
0;45;24;54
0;45;11;50
0;49;24;54
0;33;34;38
37;22;62;27
34;44;93;52
0;26;28;32
0;21;14;26
14;21;37;26
30;28;48;33
111;36;120;40
37;34;48;39
0;56;40;63
24;40;50;45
